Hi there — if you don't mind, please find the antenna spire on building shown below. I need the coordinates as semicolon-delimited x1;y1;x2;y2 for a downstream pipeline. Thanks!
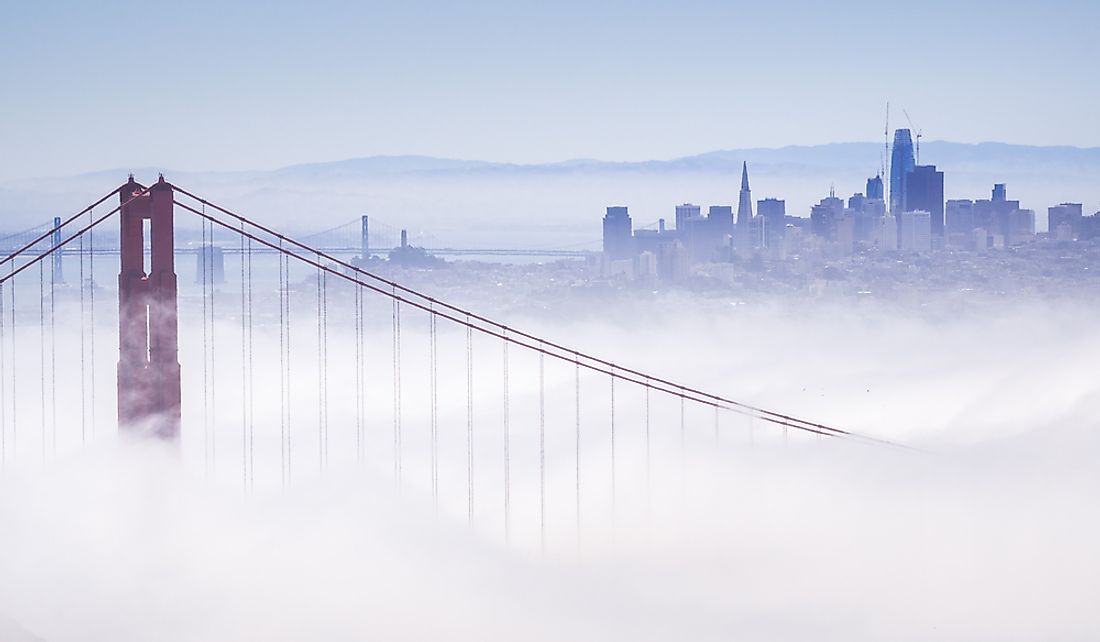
735;162;754;256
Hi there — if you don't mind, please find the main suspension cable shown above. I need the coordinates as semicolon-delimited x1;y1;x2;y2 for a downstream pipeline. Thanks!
0;189;146;287
170;186;872;441
0;186;119;270
173;194;904;448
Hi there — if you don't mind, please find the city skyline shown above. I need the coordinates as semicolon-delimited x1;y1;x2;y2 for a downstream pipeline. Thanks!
3;3;1099;641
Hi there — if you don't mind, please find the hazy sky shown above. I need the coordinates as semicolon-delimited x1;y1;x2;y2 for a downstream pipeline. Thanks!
1;0;1098;180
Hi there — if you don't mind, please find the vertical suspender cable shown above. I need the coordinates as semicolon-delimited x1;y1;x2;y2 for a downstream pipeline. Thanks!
502;329;510;543
9;263;16;456
363;286;369;464
88;217;94;438
39;260;45;462
714;406;720;444
278;244;285;485
430;305;438;509
240;222;248;489
359;285;366;465
283;244;291;483
207;216;215;470
609;365;615;525
79;232;85;444
392;285;402;484
49;245;55;455
321;266;329;469
0;280;4;466
391;286;397;482
316;259;323;472
201;219;209;476
394;287;400;483
680;388;686;450
644;376;651;511
359;285;366;464
465;317;473;524
574;352;581;541
539;343;546;553
353;284;362;464
247;236;255;489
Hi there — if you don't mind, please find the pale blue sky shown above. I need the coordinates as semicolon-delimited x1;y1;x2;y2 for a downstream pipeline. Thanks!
1;0;1097;180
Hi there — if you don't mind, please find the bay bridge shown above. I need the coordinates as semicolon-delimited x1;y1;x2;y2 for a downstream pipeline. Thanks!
0;213;595;260
0;176;904;549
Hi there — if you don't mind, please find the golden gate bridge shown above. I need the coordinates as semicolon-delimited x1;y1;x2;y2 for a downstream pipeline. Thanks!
0;176;905;547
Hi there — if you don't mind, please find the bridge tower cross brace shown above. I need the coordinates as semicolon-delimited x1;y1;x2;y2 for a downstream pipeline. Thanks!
117;175;182;439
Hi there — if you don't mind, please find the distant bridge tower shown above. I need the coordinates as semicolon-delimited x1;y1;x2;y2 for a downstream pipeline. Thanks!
52;216;64;284
361;215;370;261
117;175;181;439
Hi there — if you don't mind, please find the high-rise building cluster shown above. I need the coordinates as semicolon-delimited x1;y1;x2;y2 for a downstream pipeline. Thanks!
601;129;1099;281
602;162;790;279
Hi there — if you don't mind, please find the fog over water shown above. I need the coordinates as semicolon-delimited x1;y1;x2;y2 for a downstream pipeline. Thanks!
4;0;1099;636
0;277;1096;641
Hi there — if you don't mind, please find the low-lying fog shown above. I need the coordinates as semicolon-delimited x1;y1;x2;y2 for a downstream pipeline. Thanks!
0;278;1096;641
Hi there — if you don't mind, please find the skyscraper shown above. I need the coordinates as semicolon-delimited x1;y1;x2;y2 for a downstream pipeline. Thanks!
866;174;884;201
708;205;734;249
810;194;845;240
1048;203;1083;238
975;184;1028;245
736;162;754;254
899;210;932;252
757;198;786;249
945;199;975;248
906;165;945;237
890;129;915;214
675;203;701;232
602;206;633;260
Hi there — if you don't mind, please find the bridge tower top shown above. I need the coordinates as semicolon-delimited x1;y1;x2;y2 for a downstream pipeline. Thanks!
117;175;181;438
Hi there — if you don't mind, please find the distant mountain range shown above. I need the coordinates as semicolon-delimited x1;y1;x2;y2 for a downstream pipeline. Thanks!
266;141;1100;178
2;142;1097;243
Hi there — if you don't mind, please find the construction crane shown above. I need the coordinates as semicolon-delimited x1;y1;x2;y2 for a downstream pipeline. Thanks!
882;101;890;181
903;109;923;165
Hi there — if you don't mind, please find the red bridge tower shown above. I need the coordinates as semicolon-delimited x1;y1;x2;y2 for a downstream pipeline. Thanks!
117;176;181;438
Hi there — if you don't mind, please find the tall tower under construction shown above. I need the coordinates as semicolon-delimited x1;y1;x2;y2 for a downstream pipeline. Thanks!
889;129;915;214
